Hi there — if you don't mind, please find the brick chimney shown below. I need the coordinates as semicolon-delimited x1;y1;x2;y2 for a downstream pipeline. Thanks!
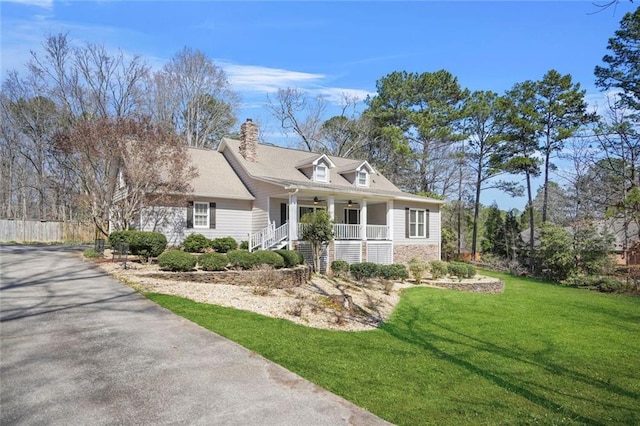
239;118;258;162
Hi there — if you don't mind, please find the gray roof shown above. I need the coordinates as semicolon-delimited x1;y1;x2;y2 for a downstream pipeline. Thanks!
187;147;254;200
219;138;443;204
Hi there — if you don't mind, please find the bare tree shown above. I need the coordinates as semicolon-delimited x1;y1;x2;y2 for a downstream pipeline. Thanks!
148;47;238;148
267;87;326;151
53;117;198;237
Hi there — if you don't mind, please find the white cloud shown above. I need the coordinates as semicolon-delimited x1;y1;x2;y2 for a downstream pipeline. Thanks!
223;63;324;94
3;0;53;9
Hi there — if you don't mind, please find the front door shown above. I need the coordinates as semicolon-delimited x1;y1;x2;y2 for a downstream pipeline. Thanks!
344;208;360;224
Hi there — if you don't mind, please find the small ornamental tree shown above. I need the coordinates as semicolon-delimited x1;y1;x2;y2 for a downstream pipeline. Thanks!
300;210;334;273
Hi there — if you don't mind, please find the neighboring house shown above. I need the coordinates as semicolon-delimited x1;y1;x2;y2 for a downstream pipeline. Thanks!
139;119;443;266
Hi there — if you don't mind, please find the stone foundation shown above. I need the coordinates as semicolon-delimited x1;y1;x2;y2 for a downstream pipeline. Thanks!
144;266;311;288
393;244;439;265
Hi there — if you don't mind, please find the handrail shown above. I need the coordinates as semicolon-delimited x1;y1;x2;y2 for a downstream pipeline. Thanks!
249;222;289;252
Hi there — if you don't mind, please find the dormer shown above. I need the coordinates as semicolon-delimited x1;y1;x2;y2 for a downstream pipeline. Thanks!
338;161;376;188
296;154;336;183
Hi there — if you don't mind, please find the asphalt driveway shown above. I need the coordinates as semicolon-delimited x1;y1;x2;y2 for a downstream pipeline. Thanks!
0;245;390;425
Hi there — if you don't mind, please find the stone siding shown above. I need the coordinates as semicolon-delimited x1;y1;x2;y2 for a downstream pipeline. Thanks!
144;266;311;288
393;244;439;265
426;279;504;294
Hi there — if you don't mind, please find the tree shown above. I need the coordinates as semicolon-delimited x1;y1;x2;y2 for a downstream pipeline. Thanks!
149;47;238;148
53;116;198;237
266;87;326;152
537;70;597;223
462;90;507;259
365;70;469;197
300;210;334;273
535;223;575;281
482;203;506;257
532;182;574;226
500;80;542;271
595;7;640;112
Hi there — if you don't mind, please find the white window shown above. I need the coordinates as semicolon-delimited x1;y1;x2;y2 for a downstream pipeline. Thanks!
409;209;427;238
118;170;125;189
194;202;209;228
356;170;368;187
315;164;328;182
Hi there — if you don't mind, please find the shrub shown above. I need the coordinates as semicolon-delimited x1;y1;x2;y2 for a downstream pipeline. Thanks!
349;262;379;281
129;231;167;261
379;264;409;281
83;248;102;259
408;259;427;284
158;250;197;272
429;260;448;280
211;236;238;253
239;240;249;250
561;275;625;293
275;249;304;268
253;250;285;268
447;261;476;278
227;249;258;270
331;260;350;277
198;253;228;271
182;233;211;253
108;230;134;250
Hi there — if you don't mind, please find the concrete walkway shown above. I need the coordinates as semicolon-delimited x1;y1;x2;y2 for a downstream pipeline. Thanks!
0;246;391;425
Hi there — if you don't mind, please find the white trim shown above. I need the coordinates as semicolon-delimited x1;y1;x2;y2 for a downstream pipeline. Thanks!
408;208;427;238
356;170;369;187
314;164;329;182
193;201;210;228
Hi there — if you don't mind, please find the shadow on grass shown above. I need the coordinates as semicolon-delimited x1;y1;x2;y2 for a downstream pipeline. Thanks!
380;309;618;426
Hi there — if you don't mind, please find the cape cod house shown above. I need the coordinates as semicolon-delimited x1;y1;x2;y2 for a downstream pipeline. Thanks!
139;119;443;266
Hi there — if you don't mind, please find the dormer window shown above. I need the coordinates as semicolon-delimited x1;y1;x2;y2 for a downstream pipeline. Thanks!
357;170;369;187
315;164;329;182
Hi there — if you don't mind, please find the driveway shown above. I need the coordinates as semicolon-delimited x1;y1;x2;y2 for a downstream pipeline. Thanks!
0;246;390;425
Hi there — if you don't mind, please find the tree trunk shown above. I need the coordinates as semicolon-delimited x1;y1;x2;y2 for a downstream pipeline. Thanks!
526;171;535;273
471;162;482;260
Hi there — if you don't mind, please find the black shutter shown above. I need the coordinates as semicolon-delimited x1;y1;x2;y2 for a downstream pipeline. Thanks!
209;202;216;229
405;207;410;238
187;201;194;229
280;203;287;226
425;209;430;238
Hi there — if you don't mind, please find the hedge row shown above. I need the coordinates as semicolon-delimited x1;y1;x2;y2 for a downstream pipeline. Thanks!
331;261;409;281
182;234;239;253
108;230;167;261
158;249;305;272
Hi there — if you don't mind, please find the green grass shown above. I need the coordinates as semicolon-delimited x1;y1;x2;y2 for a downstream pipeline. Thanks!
146;271;640;425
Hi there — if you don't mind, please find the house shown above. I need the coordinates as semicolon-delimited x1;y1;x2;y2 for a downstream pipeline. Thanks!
140;119;443;266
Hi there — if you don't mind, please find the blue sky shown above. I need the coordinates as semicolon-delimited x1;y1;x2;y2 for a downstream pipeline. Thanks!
1;1;637;209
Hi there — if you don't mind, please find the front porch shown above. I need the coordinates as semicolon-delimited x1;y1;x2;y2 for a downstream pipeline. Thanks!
249;193;395;252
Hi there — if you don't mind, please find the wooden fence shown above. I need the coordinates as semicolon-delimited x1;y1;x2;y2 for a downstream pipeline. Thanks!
0;219;95;243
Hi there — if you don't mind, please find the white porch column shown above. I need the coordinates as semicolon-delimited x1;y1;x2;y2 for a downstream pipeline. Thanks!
360;199;368;241
327;196;335;221
288;193;298;249
386;200;394;241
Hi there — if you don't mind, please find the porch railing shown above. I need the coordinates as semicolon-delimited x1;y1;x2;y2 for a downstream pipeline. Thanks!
298;223;390;241
249;222;289;251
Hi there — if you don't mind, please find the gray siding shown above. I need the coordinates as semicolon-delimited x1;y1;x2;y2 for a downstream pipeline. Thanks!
140;198;252;246
393;202;440;245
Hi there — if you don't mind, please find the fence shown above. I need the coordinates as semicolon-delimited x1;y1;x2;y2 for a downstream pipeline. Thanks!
0;219;95;243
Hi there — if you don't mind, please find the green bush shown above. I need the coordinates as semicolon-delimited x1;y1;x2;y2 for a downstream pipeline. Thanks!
239;240;249;250
253;250;285;268
182;233;211;253
227;250;258;270
129;231;167;261
429;260;448;280
83;248;102;259
408;258;427;284
561;275;625;293
331;260;350;277
275;249;304;268
108;230;134;250
447;261;475;278
198;253;228;271
211;236;238;253
379;264;409;281
158;250;197;272
349;262;380;281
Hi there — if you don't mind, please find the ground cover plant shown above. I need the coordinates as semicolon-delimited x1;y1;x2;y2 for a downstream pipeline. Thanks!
146;271;640;425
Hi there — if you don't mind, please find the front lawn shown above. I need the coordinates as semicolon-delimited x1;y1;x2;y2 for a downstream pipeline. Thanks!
147;271;640;425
